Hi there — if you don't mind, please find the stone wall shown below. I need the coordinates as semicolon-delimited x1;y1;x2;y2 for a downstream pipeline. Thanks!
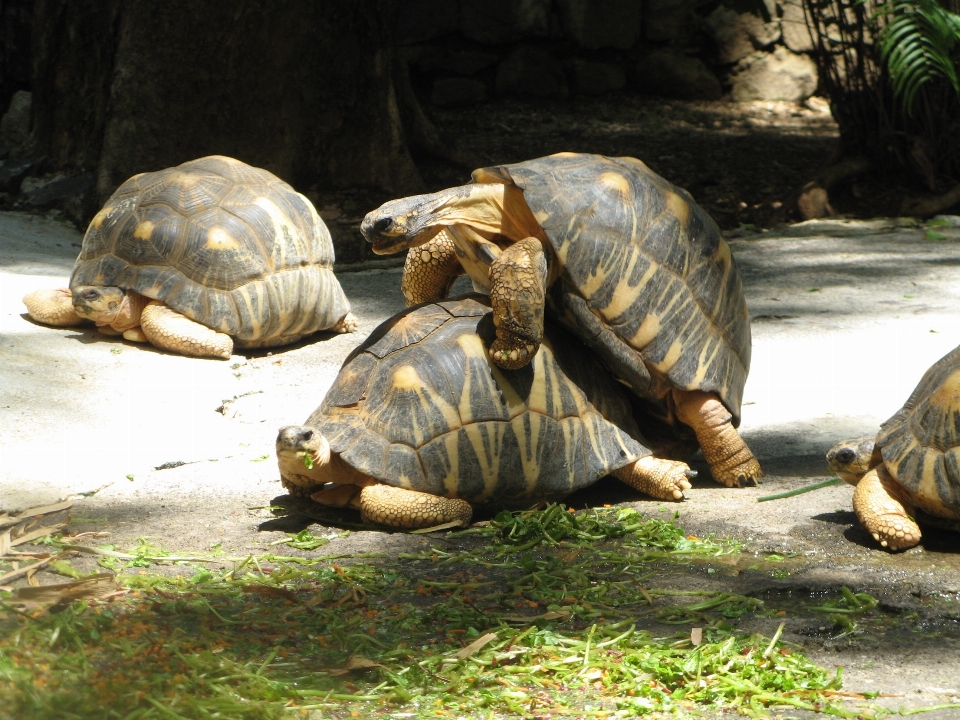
401;0;818;106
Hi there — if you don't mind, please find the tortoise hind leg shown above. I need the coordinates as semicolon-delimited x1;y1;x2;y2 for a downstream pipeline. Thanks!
401;230;465;306
23;288;85;326
489;237;548;370
331;312;359;333
673;389;762;488
359;485;472;529
140;301;233;359
853;465;921;551
612;456;694;501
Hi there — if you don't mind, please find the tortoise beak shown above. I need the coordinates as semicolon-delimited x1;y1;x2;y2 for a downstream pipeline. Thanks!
361;193;449;254
360;214;405;254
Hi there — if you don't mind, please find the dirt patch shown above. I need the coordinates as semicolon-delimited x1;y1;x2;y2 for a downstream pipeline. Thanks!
421;94;840;231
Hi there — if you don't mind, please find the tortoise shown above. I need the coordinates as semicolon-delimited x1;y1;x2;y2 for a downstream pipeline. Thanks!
276;294;695;530
360;152;760;488
827;344;960;551
23;155;356;359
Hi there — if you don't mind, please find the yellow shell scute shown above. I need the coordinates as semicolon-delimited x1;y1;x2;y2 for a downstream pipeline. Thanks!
599;171;632;201
89;208;110;229
134;220;155;240
629;313;662;349
929;367;960;408
652;340;684;374
392;365;422;391
206;227;240;250
456;334;495;423
663;190;691;225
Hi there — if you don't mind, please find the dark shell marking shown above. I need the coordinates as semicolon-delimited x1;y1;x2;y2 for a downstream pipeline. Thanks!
474;153;751;424
70;155;351;347
307;294;648;504
878;343;960;517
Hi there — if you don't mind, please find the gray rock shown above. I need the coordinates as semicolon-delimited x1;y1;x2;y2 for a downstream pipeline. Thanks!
730;47;818;101
496;47;568;99
24;173;96;209
780;0;815;52
705;5;781;64
568;60;627;95
635;49;722;100
430;77;488;106
0;91;31;150
396;0;460;45
457;0;554;42
0;159;34;194
644;0;696;43
556;0;642;50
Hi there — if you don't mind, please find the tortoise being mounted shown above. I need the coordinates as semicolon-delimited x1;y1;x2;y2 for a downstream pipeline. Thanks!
277;294;695;530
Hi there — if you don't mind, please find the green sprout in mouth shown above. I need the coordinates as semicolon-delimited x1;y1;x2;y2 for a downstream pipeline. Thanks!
303;453;314;470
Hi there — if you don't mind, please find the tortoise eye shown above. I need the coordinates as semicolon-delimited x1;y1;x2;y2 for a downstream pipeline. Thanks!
373;217;393;233
834;448;856;464
83;290;99;301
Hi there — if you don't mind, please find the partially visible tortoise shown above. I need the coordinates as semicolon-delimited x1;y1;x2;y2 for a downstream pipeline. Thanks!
276;294;695;530
827;344;960;551
360;152;759;488
23;155;356;359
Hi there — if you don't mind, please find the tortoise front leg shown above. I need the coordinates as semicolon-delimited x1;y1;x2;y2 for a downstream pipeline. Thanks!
612;456;694;501
140;301;233;359
673;389;763;488
359;485;472;529
22;288;85;326
853;465;921;551
400;230;465;306
489;236;548;370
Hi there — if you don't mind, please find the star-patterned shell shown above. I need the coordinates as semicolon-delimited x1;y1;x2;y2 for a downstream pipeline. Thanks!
70;155;352;348
876;344;960;516
473;152;751;425
308;294;649;504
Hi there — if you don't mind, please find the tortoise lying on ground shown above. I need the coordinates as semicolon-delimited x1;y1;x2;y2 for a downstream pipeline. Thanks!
827;344;960;550
276;294;695;530
23;155;356;359
360;152;759;488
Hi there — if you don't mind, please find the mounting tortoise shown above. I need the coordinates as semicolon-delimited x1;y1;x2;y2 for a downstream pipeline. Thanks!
23;155;356;359
360;152;760;488
827;344;960;551
276;294;695;530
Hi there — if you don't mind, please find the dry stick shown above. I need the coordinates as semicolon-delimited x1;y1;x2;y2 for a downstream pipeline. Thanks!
757;478;842;502
0;552;68;584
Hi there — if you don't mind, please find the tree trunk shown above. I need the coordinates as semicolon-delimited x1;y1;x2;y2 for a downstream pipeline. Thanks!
31;0;421;216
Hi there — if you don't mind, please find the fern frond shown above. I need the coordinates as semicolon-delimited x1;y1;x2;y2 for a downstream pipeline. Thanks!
877;0;960;114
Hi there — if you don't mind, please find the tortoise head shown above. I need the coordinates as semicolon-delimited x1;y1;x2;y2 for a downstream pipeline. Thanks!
276;425;332;491
71;286;125;324
361;185;487;255
826;436;879;485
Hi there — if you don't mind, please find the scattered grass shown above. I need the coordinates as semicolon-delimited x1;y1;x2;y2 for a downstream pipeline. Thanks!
0;505;894;719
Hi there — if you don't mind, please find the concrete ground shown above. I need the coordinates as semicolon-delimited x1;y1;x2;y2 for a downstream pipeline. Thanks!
3;210;960;715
